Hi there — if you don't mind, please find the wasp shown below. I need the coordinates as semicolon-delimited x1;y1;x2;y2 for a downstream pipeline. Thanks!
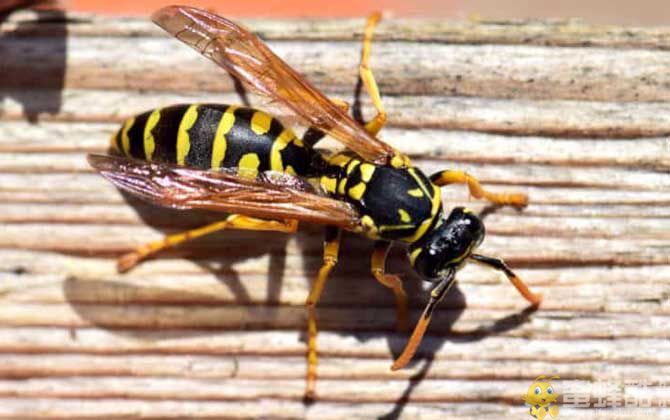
88;6;542;399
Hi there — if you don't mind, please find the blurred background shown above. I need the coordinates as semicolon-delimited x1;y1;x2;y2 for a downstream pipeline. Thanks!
6;0;670;24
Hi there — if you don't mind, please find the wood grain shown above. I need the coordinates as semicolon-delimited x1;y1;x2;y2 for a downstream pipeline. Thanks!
1;8;669;420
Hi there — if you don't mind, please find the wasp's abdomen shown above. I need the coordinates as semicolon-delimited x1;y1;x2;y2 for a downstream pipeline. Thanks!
110;104;315;177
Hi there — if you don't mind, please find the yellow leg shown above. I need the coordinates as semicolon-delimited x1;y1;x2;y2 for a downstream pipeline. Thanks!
117;215;298;273
360;12;387;136
371;241;408;332
430;170;528;207
331;98;350;113
305;227;341;400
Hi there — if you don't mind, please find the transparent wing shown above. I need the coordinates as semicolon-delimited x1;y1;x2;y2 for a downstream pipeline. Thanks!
88;154;362;230
152;5;397;165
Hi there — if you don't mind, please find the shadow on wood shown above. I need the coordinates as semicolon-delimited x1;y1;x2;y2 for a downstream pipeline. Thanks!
0;2;66;122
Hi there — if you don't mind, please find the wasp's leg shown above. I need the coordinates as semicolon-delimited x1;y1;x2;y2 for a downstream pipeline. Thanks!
359;12;387;136
117;215;298;273
371;241;408;332
302;99;351;146
331;98;350;113
470;253;542;305
430;170;528;207
305;226;341;400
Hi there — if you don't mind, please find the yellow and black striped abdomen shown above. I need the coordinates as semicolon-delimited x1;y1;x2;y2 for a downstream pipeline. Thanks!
110;104;316;177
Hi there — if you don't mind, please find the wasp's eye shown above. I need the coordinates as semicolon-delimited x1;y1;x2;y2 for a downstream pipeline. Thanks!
547;386;553;395
534;386;541;395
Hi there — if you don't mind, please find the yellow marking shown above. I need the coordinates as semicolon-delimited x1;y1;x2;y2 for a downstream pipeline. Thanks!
390;153;410;168
346;159;360;175
409;247;422;266
177;105;199;165
328;154;351;167
120;117;135;157
408;168;431;199
398;209;411;223
238;153;261;178
402;168;442;243
285;165;297;176
408;188;424;198
109;131;120;153
270;128;296;171
321;176;337;194
359;163;375;182
463;207;472;214
380;224;414;232
361;215;378;236
337;178;347;195
211;105;237;169
348;182;367;201
293;138;304;147
250;111;273;135
447;242;476;266
143;109;161;162
430;184;442;214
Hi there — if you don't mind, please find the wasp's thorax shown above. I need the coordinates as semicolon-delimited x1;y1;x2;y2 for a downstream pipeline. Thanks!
408;207;485;281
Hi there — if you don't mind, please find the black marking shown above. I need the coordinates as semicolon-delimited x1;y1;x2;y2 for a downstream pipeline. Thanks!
324;225;340;243
343;162;364;193
184;105;229;169
302;126;327;147
221;107;275;171
359;166;434;240
321;153;356;198
126;111;150;160
280;141;312;175
149;104;189;164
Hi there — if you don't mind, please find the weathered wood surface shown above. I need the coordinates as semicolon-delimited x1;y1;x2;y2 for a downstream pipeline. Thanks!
1;8;670;420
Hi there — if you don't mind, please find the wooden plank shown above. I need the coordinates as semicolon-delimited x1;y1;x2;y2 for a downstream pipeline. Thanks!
1;354;669;383
5;10;670;49
5;37;670;102
1;8;669;419
0;398;629;420
1;376;669;405
1;327;668;363
6;91;670;139
2;119;670;173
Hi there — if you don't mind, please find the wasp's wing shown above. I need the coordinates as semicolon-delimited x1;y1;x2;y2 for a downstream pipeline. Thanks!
152;5;397;166
88;154;362;230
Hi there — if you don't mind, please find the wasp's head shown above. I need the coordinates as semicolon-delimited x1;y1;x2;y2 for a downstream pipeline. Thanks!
408;207;485;281
395;206;541;372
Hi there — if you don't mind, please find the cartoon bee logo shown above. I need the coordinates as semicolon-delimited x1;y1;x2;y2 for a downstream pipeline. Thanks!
522;375;560;419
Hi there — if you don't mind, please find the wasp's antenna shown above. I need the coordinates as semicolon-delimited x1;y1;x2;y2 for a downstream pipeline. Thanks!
391;268;456;371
